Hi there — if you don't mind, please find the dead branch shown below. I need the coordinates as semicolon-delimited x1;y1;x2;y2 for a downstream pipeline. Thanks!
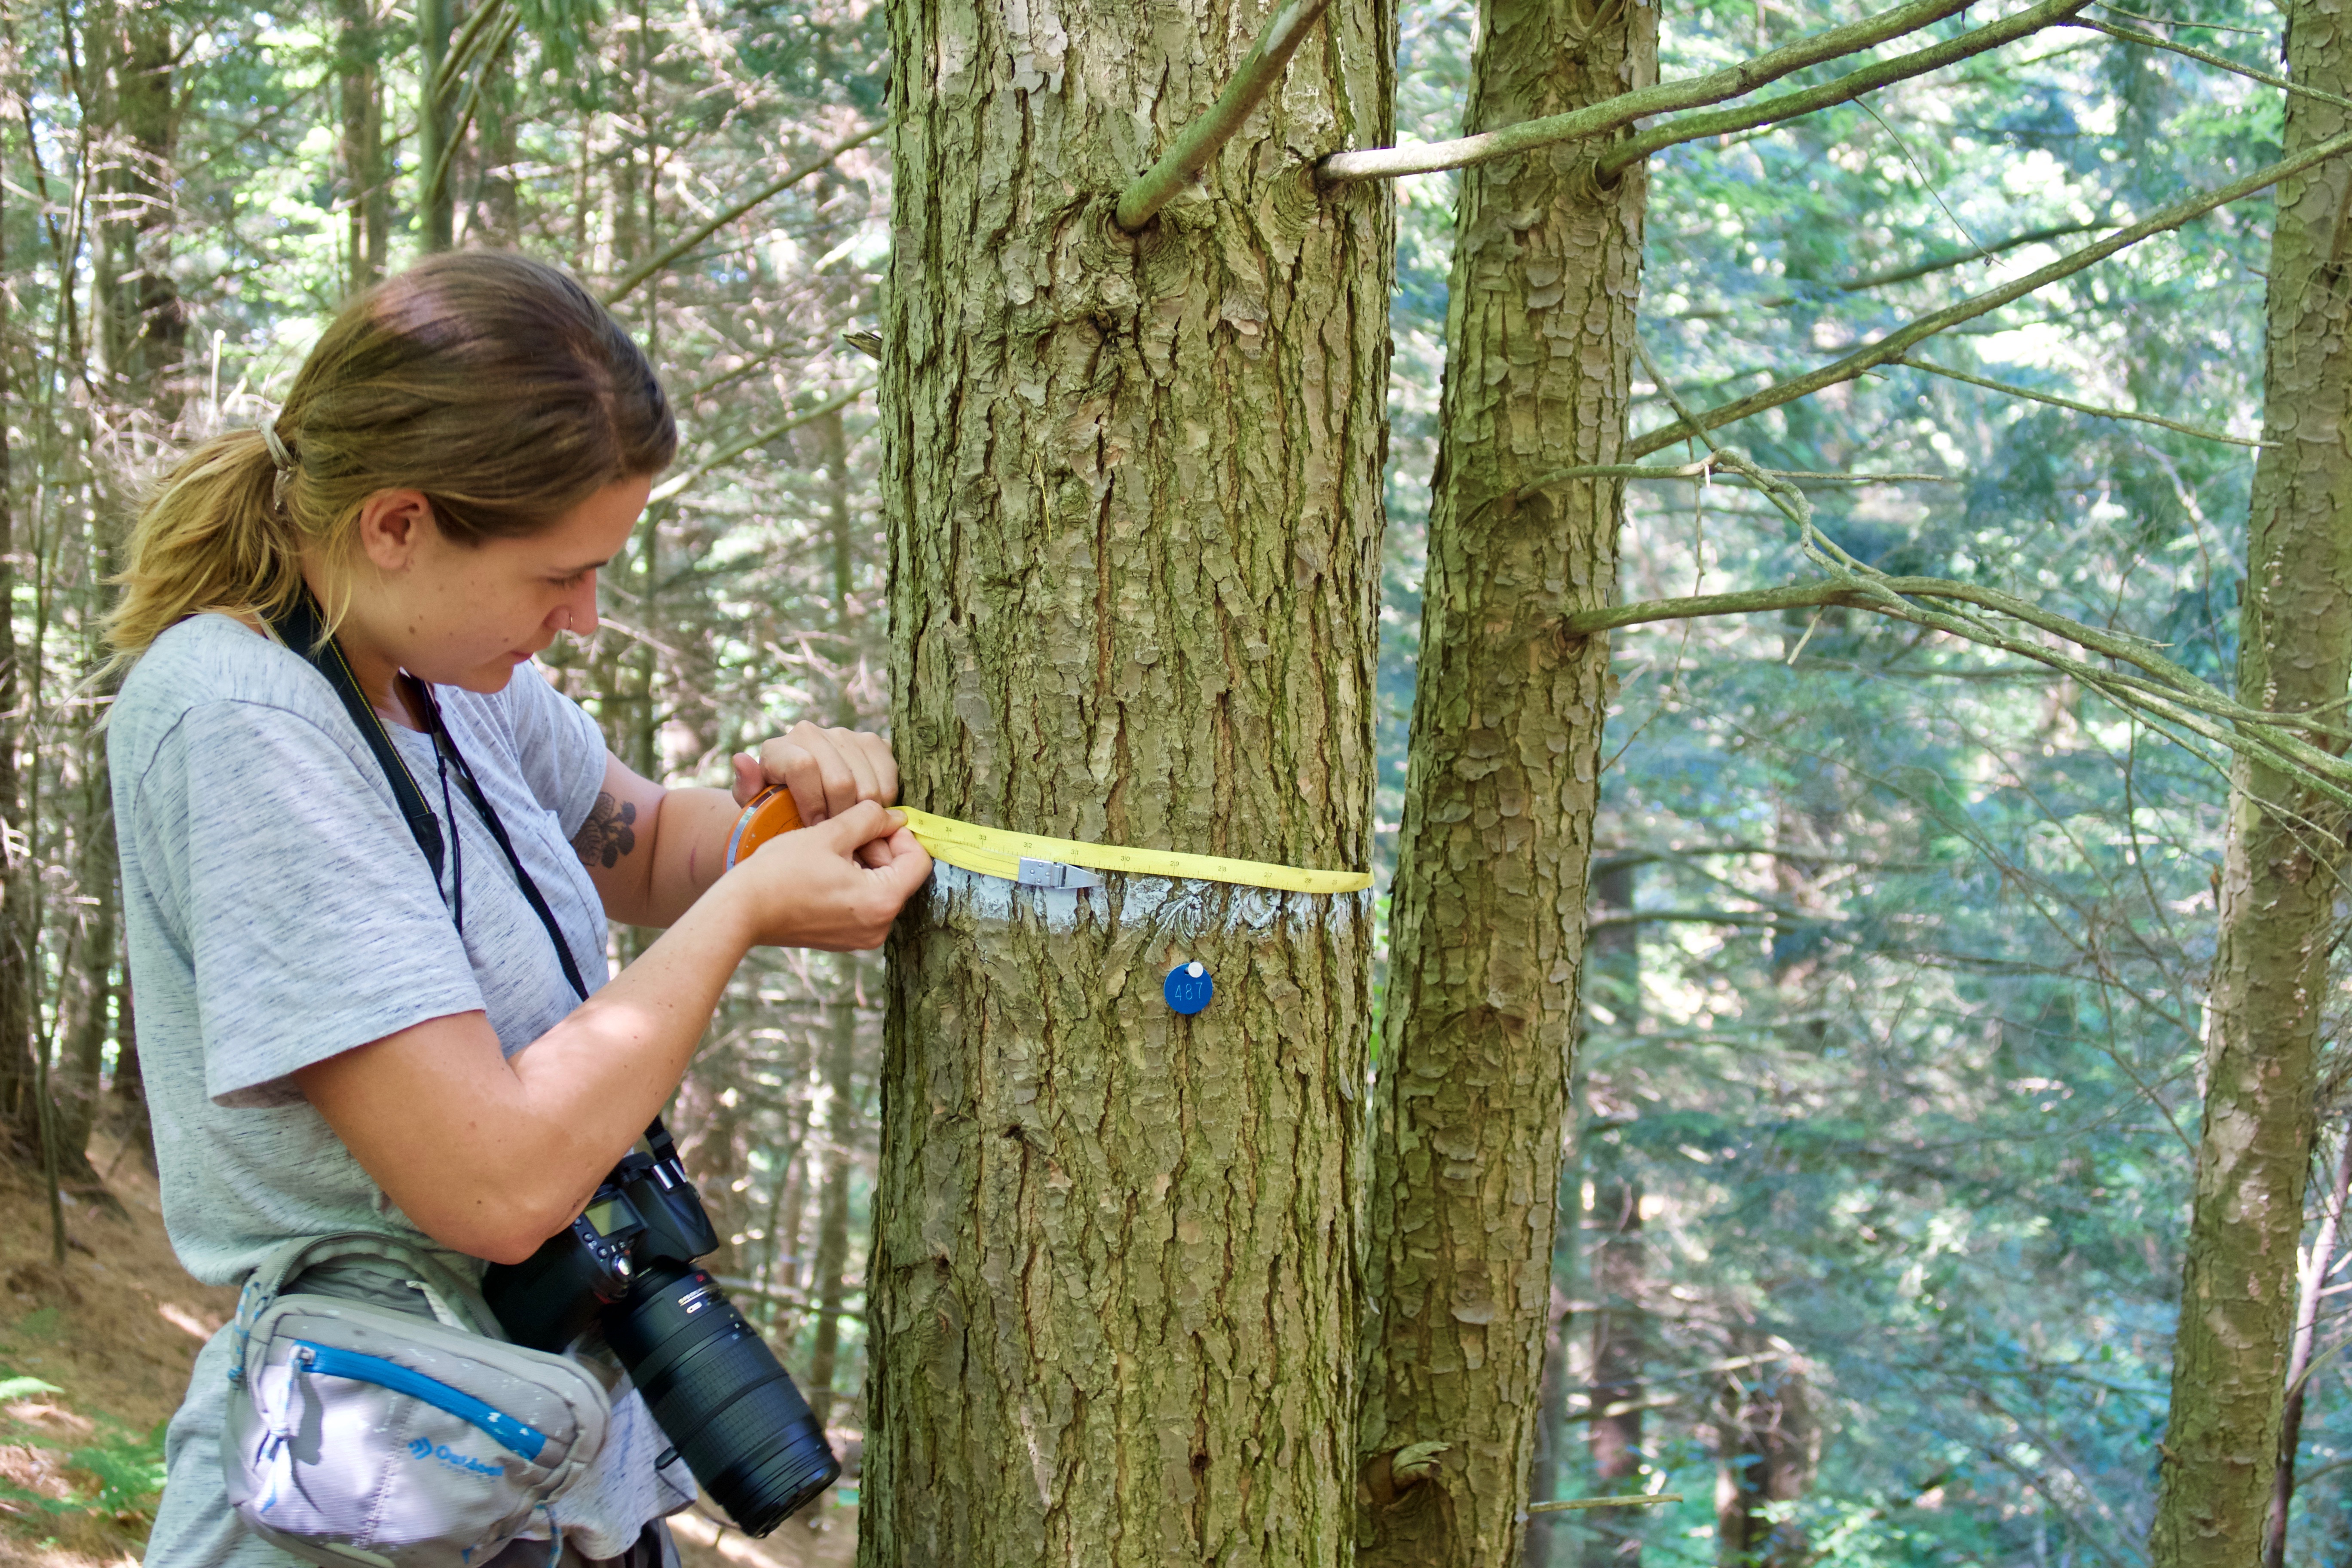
1626;121;2352;458
1899;354;2271;447
2073;16;2352;108
1316;0;1976;182
605;125;887;305
648;383;873;503
1596;0;2092;180
1114;0;1333;231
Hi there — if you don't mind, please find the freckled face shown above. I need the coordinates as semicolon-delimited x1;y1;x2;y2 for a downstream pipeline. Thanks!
390;475;649;694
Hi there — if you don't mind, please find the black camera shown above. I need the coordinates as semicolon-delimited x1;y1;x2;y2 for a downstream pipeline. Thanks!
482;1124;840;1536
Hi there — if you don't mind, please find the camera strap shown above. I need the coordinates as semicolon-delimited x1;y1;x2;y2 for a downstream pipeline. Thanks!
270;592;591;1004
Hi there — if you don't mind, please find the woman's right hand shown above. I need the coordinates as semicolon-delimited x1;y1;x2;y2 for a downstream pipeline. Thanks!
723;798;931;950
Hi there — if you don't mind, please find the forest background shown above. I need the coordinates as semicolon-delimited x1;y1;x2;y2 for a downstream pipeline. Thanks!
0;0;2312;1562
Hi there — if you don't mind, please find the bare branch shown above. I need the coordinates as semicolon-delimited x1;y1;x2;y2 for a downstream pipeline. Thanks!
431;0;511;105
604;126;887;306
1565;574;2352;804
1899;354;2272;447
1316;0;1975;183
1518;457;1953;490
1114;0;1332;231
1528;1493;1688;1513
1676;221;2103;322
1626;122;2352;458
1596;0;2092;180
648;383;873;504
2069;15;2352;110
2093;1;2270;37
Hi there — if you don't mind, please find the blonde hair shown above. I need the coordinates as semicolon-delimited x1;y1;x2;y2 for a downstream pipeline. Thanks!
105;251;676;671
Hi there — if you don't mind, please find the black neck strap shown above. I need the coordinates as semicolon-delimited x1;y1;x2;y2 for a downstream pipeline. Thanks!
272;593;448;888
264;597;672;1154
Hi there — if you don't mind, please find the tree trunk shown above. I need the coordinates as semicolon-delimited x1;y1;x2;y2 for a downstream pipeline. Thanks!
55;768;116;1173
1714;1354;1815;1568
804;993;858;1428
110;974;153;1175
418;0;455;251
0;166;27;1168
338;0;389;291
2149;6;2352;1562
89;3;184;414
866;0;1393;1560
2267;1130;2352;1568
1587;1174;1646;1563
1355;0;1655;1560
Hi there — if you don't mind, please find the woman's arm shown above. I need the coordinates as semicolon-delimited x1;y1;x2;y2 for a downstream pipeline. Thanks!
291;800;930;1263
580;721;900;929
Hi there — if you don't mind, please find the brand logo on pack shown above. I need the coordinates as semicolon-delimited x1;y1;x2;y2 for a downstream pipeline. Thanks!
404;1436;502;1477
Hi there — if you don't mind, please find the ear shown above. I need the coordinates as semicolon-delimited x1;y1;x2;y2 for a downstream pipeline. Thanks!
353;490;439;572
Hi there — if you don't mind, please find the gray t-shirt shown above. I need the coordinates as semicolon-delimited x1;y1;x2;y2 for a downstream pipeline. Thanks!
112;613;689;1566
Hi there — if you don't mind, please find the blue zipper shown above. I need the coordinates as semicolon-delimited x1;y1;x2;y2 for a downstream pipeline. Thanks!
293;1340;548;1463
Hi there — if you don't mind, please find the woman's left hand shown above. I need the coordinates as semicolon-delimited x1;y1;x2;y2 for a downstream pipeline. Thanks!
732;721;900;828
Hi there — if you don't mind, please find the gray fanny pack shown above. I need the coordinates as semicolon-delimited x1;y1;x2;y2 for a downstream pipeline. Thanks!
221;1231;614;1568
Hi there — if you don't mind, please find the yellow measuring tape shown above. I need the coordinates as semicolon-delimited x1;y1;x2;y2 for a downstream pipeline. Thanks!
728;790;1372;895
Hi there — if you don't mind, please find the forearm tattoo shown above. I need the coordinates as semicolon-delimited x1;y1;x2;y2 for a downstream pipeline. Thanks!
573;792;639;870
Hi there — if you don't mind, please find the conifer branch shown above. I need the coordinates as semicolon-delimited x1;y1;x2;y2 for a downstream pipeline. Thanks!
1316;0;1977;182
1595;0;2092;180
1115;0;1333;231
605;126;888;305
1898;355;2272;447
1626;121;2352;458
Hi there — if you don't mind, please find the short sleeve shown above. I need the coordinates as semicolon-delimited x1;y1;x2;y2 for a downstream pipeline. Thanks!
501;666;612;838
131;699;487;1108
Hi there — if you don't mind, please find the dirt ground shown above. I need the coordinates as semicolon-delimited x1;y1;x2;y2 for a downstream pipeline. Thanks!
0;1137;856;1568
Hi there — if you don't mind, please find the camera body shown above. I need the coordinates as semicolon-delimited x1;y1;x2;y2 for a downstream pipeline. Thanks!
483;1137;839;1537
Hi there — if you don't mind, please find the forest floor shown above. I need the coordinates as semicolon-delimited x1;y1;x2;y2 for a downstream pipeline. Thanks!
0;1137;857;1568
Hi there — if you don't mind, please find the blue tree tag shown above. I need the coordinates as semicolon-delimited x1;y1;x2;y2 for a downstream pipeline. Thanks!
1164;961;1214;1015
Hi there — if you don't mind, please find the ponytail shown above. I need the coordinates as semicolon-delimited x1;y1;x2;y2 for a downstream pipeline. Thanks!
102;429;308;675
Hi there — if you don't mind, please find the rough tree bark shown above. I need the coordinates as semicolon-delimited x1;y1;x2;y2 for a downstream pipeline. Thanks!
2149;6;2352;1561
1354;0;1654;1560
865;0;1393;1560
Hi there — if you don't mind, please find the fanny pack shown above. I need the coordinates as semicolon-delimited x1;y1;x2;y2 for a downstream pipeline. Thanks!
222;1231;614;1568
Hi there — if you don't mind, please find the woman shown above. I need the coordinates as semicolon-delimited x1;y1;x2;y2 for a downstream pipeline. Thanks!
104;251;930;1566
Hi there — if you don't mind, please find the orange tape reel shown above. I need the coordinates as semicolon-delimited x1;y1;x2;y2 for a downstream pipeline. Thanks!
723;786;803;869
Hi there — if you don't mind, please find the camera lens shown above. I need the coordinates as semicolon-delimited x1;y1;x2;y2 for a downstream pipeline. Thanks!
602;1261;840;1537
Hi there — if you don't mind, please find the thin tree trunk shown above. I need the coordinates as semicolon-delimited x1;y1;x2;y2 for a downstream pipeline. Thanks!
110;973;153;1175
55;767;114;1170
804;992;858;1428
867;0;1393;1559
89;4;182;413
0;161;27;1170
1356;0;1655;1560
1714;1352;1816;1568
418;0;454;251
1588;1175;1646;1563
1523;1290;1570;1568
338;0;389;291
2149;6;2352;1562
2266;1130;2352;1568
